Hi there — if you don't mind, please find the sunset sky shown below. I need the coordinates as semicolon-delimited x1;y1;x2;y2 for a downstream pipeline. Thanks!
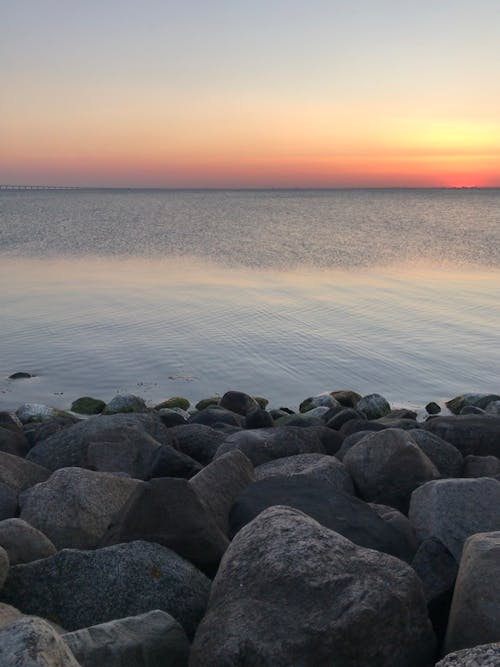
1;1;499;188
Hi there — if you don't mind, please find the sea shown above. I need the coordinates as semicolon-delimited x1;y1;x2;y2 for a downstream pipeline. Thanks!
1;188;499;414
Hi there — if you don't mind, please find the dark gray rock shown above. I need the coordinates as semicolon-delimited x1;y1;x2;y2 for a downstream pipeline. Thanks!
155;397;190;411
462;455;500;480
459;405;485;415
0;451;50;492
0;545;8;590
0;412;23;433
299;392;340;413
229;476;417;562
0;518;56;565
2;540;210;638
339;418;386;438
426;402;441;415
101;477;229;576
343;429;440;513
189;407;244;427
102;394;147;414
375;417;421;431
16;403;62;424
0;617;81;666
368;503;419;553
70;397;106;415
424;415;500;457
86;427;162;479
194;397;220;411
409;429;464;478
330;390;362;408
273;413;324;428
335;430;375;460
446;393;500;415
190;506;435;667
23;414;81;449
385;408;418;420
147;443;202;480
409;478;500;560
170;424;226;465
190;450;254;537
0;425;29;457
215;426;325;467
8;372;32;380
244;407;274;429
20;467;140;550
485;400;500;415
357;393;391;419
157;408;189;428
254;453;354;495
219;391;259;416
435;643;500;666
26;413;170;471
444;532;500;655
0;482;17;521
325;407;363;430
62;610;190;667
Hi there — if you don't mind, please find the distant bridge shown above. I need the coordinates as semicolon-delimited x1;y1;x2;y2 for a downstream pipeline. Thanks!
0;184;83;190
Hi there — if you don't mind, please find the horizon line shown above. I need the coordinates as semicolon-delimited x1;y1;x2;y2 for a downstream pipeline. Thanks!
2;185;499;192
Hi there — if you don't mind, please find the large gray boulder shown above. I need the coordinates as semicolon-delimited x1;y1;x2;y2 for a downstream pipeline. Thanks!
2;540;210;638
0;482;17;521
229;476;418;562
254;453;355;495
0;616;81;666
86;427;162;479
101;477;229;576
102;394;147;414
0;451;50;492
26;413;170;471
0;425;29;457
0;602;23;628
62;610;190;667
409;478;500;560
20;467;140;550
190;506;435;667
343;429;440;513
435;643;500;666
189;450;254;536
462;454;500;480
170;424;226;465
219;391;259;416
423;415;500;457
299;392;340;413
0;518;56;565
215;426;325;466
443;532;500;655
445;393;500;414
357;393;391;419
409;430;463;478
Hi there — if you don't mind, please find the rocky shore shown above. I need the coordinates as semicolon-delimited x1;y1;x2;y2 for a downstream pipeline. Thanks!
0;388;499;666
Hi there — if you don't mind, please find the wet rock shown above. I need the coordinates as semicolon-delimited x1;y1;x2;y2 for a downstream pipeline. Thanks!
0;483;17;521
462;454;500;479
444;532;500;655
230;476;417;561
254;453;354;495
357;393;391;419
147;443;202;480
62;610;190;667
2;540;210;638
70;397;106;415
244;407;274;429
409;429;464;478
0;451;50;492
426;401;441;415
409;478;500;560
343;428;440;513
435;642;500;666
219;390;259;416
215;426;325;467
102;394;147;414
0;518;56;565
8;372;32;380
299;392;340;413
446;393;500;415
170;424;226;465
155;396;190;411
190;450;254;536
20;467;140;550
190;506;435;667
0;617;81;666
101;477;229;576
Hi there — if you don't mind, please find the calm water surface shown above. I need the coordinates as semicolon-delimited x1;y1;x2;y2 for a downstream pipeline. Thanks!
1;189;499;412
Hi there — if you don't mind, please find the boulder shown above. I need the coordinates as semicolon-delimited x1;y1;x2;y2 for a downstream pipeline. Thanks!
194;396;220;410
443;532;500;655
330;390;362;407
190;506;435;667
170;424;226;465
244;407;274;429
462;454;500;479
0;451;50;492
409;429;464;478
409;478;500;560
253;396;269;409
0;617;81;666
157;408;189;427
87;427;162;479
16;403;62;424
189;407;244;427
446;393;500;415
8;372;32;379
485;400;500;415
219;391;259;416
0;411;23;433
147;443;202;479
339;418;387;438
215;426;325;466
460;405;485;415
423;415;500;457
385;408;418;420
230;476;417;562
426;402;441;415
0;482;17;521
299;392;340;413
0;425;29;457
326;407;363;430
0;518;56;565
190;450;254;536
335;430;375;460
0;545;8;589
155;396;190;411
102;394;147;414
254;453;354;495
26;413;170;471
0;602;23;629
2;541;210;638
101;477;229;576
20;467;140;550
273;413;324;427
343;429;440;513
369;503;419;553
70;397;106;415
435;643;500;666
357;393;391;419
62;610;190;667
23;414;81;449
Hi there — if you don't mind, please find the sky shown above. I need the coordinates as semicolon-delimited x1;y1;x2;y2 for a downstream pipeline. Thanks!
1;1;499;188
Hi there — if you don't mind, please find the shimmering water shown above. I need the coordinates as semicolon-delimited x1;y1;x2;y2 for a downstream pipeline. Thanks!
1;189;499;412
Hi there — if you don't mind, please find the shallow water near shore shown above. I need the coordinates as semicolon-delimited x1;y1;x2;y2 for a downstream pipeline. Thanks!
1;188;499;412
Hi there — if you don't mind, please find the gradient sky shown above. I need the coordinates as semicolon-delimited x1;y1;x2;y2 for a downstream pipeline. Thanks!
1;0;499;187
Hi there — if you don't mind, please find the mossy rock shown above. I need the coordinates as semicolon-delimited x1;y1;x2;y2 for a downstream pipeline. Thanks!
330;390;362;408
253;396;269;409
71;396;106;415
195;396;220;411
155;396;190;411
